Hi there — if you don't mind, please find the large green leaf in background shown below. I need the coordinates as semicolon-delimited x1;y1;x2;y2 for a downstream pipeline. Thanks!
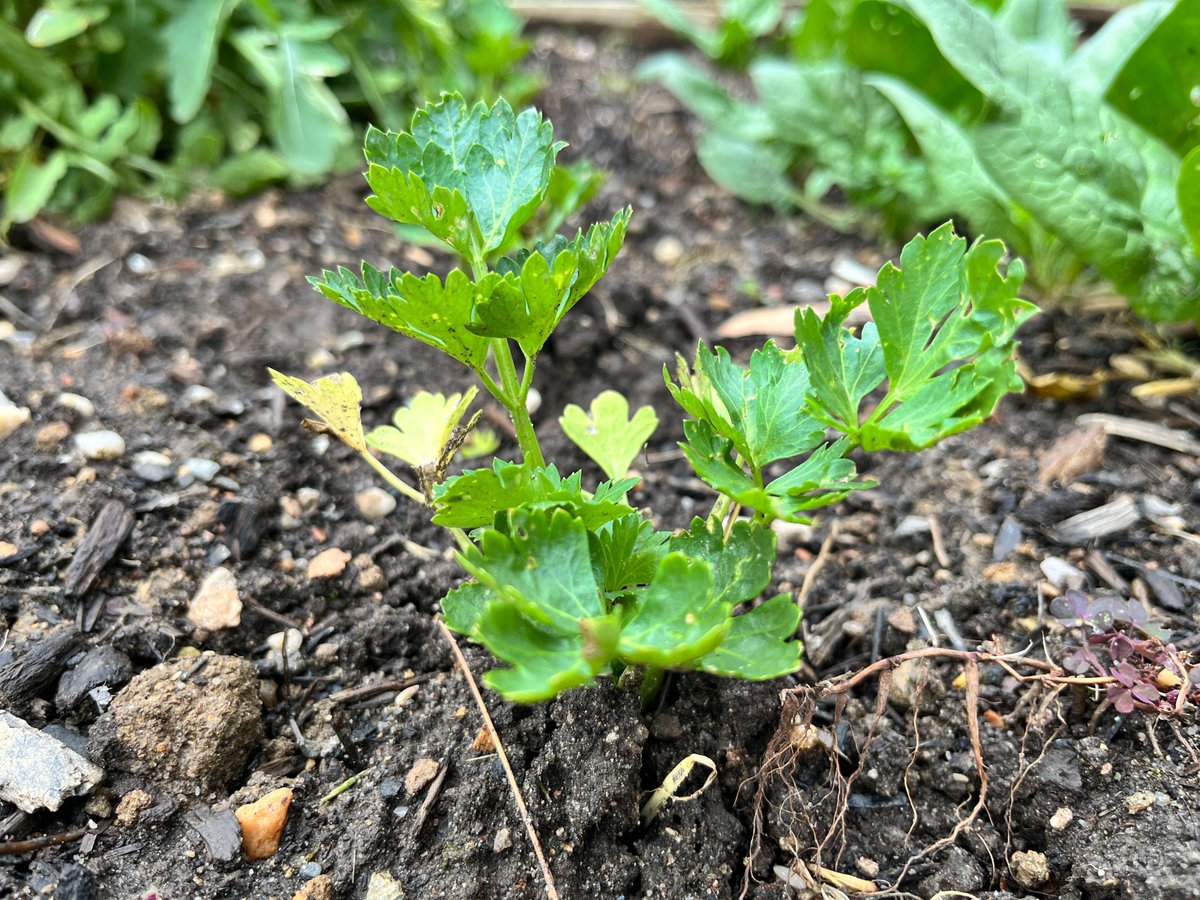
1106;0;1200;158
1181;147;1200;256
165;0;238;123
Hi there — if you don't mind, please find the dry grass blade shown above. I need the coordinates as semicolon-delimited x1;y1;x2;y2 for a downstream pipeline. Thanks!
1076;413;1200;455
435;618;560;900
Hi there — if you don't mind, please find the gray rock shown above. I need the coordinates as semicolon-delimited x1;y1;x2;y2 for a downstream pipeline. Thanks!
184;805;243;862
0;711;104;812
56;646;133;714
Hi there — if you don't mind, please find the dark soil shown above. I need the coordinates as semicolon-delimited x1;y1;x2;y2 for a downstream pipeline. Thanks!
2;28;1199;900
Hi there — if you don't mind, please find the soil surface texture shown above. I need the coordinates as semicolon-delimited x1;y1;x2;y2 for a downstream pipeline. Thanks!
2;28;1199;900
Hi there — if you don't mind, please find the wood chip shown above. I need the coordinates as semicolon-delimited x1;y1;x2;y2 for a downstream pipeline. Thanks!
0;627;81;713
1047;495;1141;545
1037;425;1107;485
1076;413;1200;455
714;301;872;340
63;500;136;632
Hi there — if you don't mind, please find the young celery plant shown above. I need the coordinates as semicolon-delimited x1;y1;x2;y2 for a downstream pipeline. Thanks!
273;94;1036;703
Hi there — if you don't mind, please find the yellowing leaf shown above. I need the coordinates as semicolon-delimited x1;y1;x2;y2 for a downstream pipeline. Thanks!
559;390;659;481
268;369;366;453
367;387;478;468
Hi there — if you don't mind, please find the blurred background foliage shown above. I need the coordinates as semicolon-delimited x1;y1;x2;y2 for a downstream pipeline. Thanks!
0;0;536;229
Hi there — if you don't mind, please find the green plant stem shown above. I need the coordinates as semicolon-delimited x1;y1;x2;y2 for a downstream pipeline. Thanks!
492;337;545;468
448;526;473;553
707;493;733;527
639;665;666;709
361;451;427;505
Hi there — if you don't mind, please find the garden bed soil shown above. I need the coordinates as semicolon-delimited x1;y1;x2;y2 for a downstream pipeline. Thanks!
2;28;1199;900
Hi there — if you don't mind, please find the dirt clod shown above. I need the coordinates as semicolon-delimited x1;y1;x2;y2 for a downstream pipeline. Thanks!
89;654;263;797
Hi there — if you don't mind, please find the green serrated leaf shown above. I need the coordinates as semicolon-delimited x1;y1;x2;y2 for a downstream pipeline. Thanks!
560;390;659;482
858;223;1036;450
462;507;605;633
367;387;478;468
309;265;492;372
617;553;729;667
433;460;637;529
794;291;884;436
268;369;366;453
669;518;775;606
590;515;671;593
698;594;802;679
472;208;630;355
441;580;493;635
362;95;563;258
480;604;618;702
670;342;826;470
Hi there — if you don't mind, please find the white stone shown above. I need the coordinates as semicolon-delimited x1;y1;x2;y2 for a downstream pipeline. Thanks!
1040;557;1085;592
188;567;243;631
0;401;30;440
0;711;103;812
58;392;95;418
74;430;125;460
355;487;397;521
266;629;304;674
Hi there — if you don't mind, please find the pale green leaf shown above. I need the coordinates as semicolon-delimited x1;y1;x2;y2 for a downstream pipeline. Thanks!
268;369;366;453
367;387;478;468
560;390;659;482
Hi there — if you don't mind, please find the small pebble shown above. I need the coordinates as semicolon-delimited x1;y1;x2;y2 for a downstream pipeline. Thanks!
1126;791;1156;814
525;387;542;415
74;430;125;460
235;787;293;860
1010;850;1050;888
181;385;217;406
292;874;333;900
266;629;304;674
1040;556;1085;592
0;399;30;439
35;421;71;450
298;861;322;878
132;450;173;483
493;827;513;853
126;252;154;274
365;872;404;900
894;515;931;538
30;520;49;537
247;433;273;453
307;547;351;580
405;757;439;795
652;235;684;266
355;487;396;521
296;487;320;513
188;567;243;631
1049;806;1073;830
58;392;95;418
178;457;220;486
0;541;16;558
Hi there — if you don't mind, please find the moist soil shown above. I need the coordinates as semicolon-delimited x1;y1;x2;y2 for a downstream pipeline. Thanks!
2;28;1199;900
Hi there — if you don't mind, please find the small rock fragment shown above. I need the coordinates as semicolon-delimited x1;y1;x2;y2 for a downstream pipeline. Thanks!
188;567;243;631
1040;556;1085;592
1126;791;1156;814
182;385;217;406
235;787;293;859
493;827;512;852
1050;806;1073;830
355;487;397;521
247;433;273;453
55;645;132;713
0;392;31;440
58;392;96;418
405;757;439;795
132;449;173;482
652;235;684;266
894;515;931;538
353;554;387;593
266;628;305;674
0;540;15;558
179;457;220;485
185;805;243;862
114;788;154;827
35;421;71;449
471;726;496;753
307;547;351;580
1010;850;1050;888
0;711;104;812
992;516;1022;562
365;871;405;900
74;430;125;460
293;875;334;900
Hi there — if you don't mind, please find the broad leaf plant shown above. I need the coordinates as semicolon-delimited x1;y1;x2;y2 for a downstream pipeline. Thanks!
273;94;1036;702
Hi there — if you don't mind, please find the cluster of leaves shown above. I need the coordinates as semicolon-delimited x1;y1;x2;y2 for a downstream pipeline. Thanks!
274;94;1034;702
1053;589;1200;716
0;0;534;229
640;0;1200;323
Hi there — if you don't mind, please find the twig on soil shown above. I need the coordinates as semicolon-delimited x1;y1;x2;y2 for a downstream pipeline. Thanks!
797;522;838;610
435;618;560;900
410;761;450;838
327;673;434;705
0;827;88;856
927;515;950;569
